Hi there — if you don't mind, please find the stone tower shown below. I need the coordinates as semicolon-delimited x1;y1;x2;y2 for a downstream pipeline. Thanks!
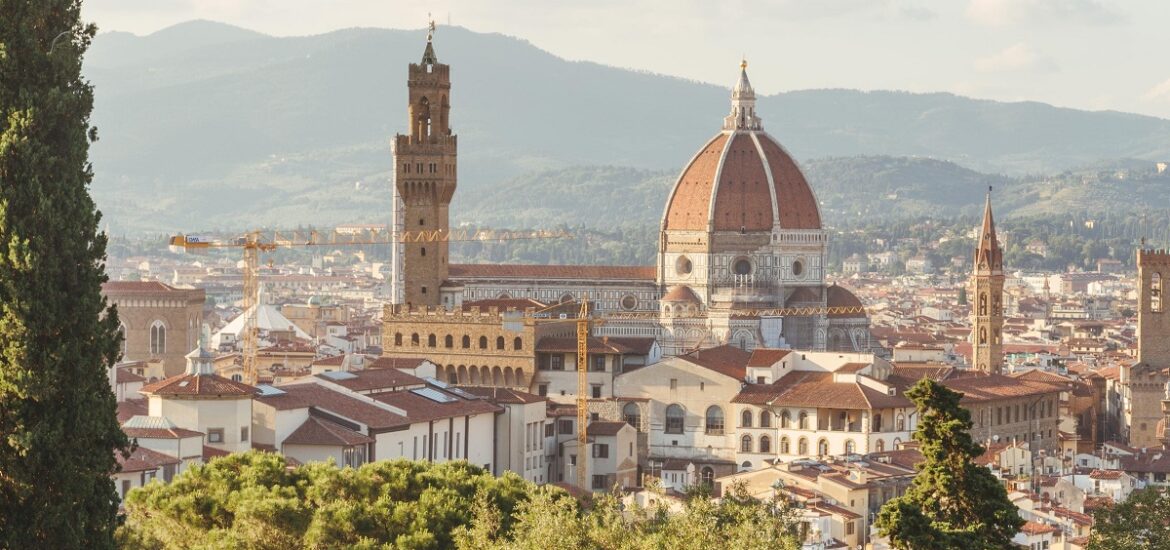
971;190;1004;373
1138;247;1170;365
391;25;456;307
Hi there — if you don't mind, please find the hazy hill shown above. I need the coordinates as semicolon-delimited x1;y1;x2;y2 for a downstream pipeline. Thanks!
83;21;1170;233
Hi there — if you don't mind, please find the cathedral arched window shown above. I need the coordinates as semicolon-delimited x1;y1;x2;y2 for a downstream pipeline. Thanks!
759;435;771;453
427;334;436;347
149;321;166;355
741;410;753;428
798;411;808;430
759;410;771;428
798;437;808;456
445;335;453;348
979;327;987;345
513;337;522;350
623;402;640;429
780;436;790;454
817;439;829;456
780;410;791;428
478;336;488;349
740;435;753;453
496;336;505;350
665;405;685;434
411;333;420;346
395;333;403;346
462;335;471;348
979;293;987;316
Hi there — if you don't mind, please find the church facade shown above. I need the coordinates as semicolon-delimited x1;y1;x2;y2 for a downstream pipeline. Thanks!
386;33;871;385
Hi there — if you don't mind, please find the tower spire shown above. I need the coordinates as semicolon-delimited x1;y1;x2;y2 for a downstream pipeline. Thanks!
421;17;438;66
975;186;1002;272
723;58;762;131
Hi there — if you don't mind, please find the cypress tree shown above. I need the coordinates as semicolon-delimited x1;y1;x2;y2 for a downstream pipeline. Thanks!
0;1;129;547
875;378;1024;549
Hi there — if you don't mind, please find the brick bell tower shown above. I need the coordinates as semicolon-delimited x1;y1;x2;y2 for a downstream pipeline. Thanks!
391;22;456;307
971;188;1004;373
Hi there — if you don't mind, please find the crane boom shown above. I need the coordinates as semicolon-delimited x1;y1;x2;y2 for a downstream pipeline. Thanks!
169;227;568;385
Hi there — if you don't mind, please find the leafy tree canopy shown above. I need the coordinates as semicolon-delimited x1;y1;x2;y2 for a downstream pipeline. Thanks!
1087;487;1170;550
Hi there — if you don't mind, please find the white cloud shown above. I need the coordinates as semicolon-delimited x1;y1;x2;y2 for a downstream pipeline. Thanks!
1143;77;1170;102
974;43;1058;73
966;0;1126;26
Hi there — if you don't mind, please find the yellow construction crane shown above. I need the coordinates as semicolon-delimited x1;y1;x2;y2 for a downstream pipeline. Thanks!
576;298;590;491
169;228;567;385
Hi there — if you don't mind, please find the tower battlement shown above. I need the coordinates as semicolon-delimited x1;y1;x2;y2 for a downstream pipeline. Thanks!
1138;248;1170;265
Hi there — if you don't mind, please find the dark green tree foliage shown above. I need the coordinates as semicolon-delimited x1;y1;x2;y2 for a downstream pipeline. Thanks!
119;453;801;550
875;378;1023;549
1087;487;1170;549
118;453;532;549
0;1;129;547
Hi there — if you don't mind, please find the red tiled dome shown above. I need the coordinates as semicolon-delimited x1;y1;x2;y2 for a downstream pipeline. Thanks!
826;284;866;319
662;285;701;302
662;132;821;232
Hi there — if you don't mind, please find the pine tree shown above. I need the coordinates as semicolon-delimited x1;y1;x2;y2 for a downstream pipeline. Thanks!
0;1;129;547
875;378;1024;549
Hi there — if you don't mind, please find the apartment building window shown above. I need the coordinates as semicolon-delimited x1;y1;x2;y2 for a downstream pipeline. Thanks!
705;406;725;435
780;410;791;428
780;436;790;454
545;423;554;437
208;428;224;443
592;355;606;372
240;427;249;442
592;475;606;489
559;419;574;435
343;446;367;468
759;436;771;453
551;355;564;371
538;384;548;397
846;521;855;536
591;385;602;399
799;412;809;430
592;444;609;458
121;480;131;499
740;435;753;452
665;405;685;434
741;410;753;428
760;411;771;428
670;378;677;390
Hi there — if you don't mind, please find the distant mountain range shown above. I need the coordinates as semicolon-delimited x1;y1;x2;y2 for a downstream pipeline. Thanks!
83;21;1170;234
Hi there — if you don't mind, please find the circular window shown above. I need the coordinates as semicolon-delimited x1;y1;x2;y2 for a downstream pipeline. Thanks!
560;293;574;303
792;260;804;277
621;295;638;310
676;256;692;275
733;258;752;275
497;292;512;299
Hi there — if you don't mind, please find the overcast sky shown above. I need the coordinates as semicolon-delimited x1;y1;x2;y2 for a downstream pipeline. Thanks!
83;0;1170;119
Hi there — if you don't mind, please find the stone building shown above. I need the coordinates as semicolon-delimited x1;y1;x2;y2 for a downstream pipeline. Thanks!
384;32;873;375
102;281;204;378
1130;247;1170;448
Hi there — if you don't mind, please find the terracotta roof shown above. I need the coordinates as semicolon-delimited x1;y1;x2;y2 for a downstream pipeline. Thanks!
826;284;866;318
366;357;428;370
140;373;257;397
662;285;701;302
312;355;346;367
283;416;373;447
461;298;548;311
1018;521;1060;536
588;421;631;436
255;383;407;430
1089;469;1125;480
536;336;645;354
604;337;656;355
662;132;821;232
370;388;502;425
117;446;181;473
116;368;146;384
102;281;176;293
747;348;792;368
454;386;545;404
316;368;426;392
116;398;149;424
677;345;751;380
448;264;655;281
733;371;912;410
203;446;231;460
940;371;1064;403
